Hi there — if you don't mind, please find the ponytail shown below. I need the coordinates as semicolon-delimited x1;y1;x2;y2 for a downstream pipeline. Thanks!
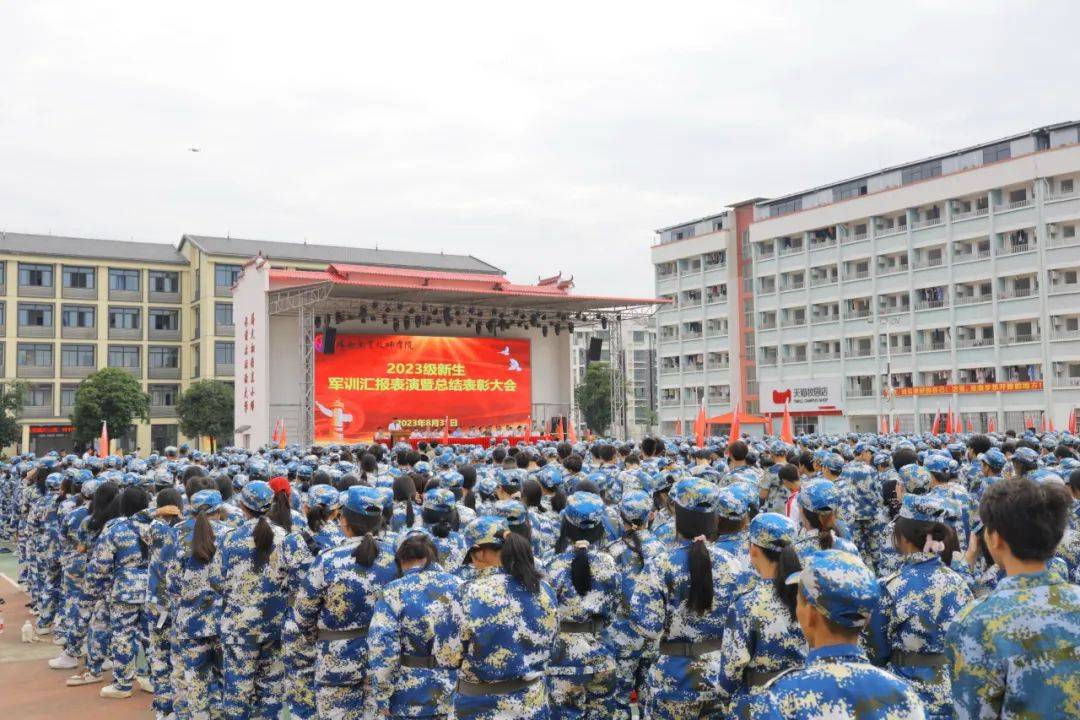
571;541;592;596
621;516;645;569
341;507;382;567
270;491;292;532
675;505;715;615
192;511;217;564
252;516;275;571
551;489;567;514
804;509;835;550
353;533;378;567
769;544;801;620
405;500;415;529
894;517;959;566
500;532;541;593
422;508;452;538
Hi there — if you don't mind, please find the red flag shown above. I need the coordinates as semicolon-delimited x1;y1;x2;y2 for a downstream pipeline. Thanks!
524;418;532;443
271;418;280;444
1068;408;1077;434
987;415;996;433
557;417;565;442
1048;413;1056;432
764;413;774;437
893;416;901;434
694;401;707;447
675;419;683;436
880;415;888;434
729;405;741;444
931;408;942;435
568;417;577;443
100;421;109;457
442;416;450;445
278;421;287;449
780;402;794;443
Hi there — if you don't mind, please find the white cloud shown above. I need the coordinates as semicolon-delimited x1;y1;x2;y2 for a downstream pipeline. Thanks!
0;1;1076;294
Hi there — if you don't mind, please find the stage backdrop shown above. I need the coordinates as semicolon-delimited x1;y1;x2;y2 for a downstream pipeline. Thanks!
314;333;532;442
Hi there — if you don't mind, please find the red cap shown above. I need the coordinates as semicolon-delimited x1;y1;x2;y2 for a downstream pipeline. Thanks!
269;476;291;496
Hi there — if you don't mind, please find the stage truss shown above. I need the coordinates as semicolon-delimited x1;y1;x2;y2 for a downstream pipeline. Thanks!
267;281;656;445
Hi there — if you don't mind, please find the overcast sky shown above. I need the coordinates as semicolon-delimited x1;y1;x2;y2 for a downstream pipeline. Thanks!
1;1;1077;296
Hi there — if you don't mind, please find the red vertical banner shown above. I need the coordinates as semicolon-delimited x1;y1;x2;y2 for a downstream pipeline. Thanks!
780;403;793;444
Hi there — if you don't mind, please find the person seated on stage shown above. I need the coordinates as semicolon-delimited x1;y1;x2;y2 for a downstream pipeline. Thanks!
388;417;403;432
374;427;389;442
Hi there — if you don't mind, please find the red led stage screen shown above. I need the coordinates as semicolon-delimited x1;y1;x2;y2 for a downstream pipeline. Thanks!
313;333;532;443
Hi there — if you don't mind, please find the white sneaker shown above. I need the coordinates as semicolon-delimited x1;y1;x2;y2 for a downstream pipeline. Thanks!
101;659;114;670
49;651;81;670
136;676;154;693
35;624;53;635
52;635;66;645
66;671;103;686
100;684;133;699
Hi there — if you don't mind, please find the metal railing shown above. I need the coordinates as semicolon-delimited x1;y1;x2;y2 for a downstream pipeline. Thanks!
954;294;991;306
956;337;994;348
952;207;989;221
910;216;944;229
810;276;838;287
998;287;1038;300
914;299;948;310
996;198;1033;211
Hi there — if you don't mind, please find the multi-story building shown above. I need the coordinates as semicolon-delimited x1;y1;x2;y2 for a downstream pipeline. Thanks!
654;121;1080;435
570;316;657;438
0;232;500;454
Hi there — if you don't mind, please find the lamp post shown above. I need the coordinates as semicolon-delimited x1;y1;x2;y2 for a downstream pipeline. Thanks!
869;315;905;432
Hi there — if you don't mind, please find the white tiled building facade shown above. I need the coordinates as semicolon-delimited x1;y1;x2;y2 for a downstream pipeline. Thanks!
571;316;657;439
653;121;1080;435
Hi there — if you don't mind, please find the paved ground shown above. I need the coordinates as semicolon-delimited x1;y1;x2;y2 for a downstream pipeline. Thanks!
0;547;155;720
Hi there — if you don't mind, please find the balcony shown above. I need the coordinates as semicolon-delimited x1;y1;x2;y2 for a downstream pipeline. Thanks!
18;283;55;299
18;324;55;339
1049;283;1080;296
846;387;875;398
1049;233;1080;248
914;299;948;311
215;323;236;337
780;281;805;292
20;405;54;419
148;365;180;380
1053;376;1080;388
813;350;841;361
1000;240;1037;255
758;318;777;330
780;318;807;329
758;285;777;295
956;337;994;349
913;256;945;270
847;346;874;359
1051;328;1080;341
996;198;1034;211
150;405;178;418
916;341;950;352
809;276;838;288
842;231;868;245
811;314;839;325
215;284;234;298
149;290;181;304
215;363;235;377
952;207;989;221
845;269;870;281
845;308;872;320
910;216;944;230
62;286;97;300
149;327;181;341
17;364;54;379
1004;334;1039;344
954;294;991;306
879;305;910;316
778;245;804;258
953;248;992;263
998;287;1038;300
876;224;907;236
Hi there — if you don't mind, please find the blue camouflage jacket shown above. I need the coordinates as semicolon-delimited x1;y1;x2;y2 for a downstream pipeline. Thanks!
86;515;150;604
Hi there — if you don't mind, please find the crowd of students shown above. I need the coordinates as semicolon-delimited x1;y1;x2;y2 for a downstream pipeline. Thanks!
1;430;1078;719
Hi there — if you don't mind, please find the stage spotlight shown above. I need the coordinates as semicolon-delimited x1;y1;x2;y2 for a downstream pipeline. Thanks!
601;316;608;329
381;314;388;324
403;317;410;330
576;312;584;321
314;316;322;328
568;322;574;333
542;325;548;337
554;324;561;335
393;318;400;332
443;307;452;324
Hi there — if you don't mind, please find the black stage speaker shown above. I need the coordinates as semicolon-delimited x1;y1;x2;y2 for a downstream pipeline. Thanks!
322;326;337;354
587;337;603;363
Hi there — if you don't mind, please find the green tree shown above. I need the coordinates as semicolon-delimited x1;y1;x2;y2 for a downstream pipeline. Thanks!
0;381;28;450
71;368;150;446
176;379;234;452
574;361;612;434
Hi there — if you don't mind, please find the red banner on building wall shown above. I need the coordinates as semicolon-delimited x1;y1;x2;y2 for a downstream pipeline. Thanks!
893;380;1042;397
314;333;532;443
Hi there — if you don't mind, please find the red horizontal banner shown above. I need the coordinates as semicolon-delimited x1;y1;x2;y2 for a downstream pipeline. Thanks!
893;380;1043;397
314;334;532;443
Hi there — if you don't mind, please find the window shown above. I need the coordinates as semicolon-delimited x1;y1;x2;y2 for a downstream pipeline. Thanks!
62;266;95;289
148;270;179;293
902;161;942;185
1065;225;1077;239
108;345;140;368
61;344;95;368
215;302;234;327
193;306;201;337
215;341;235;366
109;307;140;329
1065;270;1079;284
18;303;53;326
19;263;53;287
109;268;140;292
632;331;645;343
192;346;200;376
149;385;178;406
149;308;179;331
1062;179;1075;194
833;180;868;201
62;305;95;328
769;197;802;217
149;346;179;368
26;384;51;407
982;143;1011;164
215;264;242;287
61;385;78;409
1008;189;1027;204
17;343;53;367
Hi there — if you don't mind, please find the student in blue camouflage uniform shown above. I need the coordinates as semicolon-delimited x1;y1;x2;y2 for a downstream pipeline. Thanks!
838;445;886;572
420;487;468;570
546;491;622;719
603;490;664;720
710;512;807;717
751;549;926;719
215;480;290;720
492;498;549;563
433;514;559;720
166;486;230;720
281;483;345;720
630;477;754;719
84;485;151;699
793;478;859;562
291;485;398;720
48;478;98;669
945;476;1080;719
368;528;462;718
924;454;972;552
868;494;973;719
714;485;751;571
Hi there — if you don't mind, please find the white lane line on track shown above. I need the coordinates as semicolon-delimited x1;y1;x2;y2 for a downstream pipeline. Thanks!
0;572;25;591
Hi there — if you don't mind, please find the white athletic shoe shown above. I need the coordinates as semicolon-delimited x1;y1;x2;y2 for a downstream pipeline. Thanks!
35;624;53;635
101;659;114;670
48;651;81;670
100;684;133;699
66;671;103;686
136;676;154;693
52;635;66;645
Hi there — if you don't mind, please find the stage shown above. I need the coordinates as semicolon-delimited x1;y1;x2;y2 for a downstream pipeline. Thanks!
232;258;663;447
